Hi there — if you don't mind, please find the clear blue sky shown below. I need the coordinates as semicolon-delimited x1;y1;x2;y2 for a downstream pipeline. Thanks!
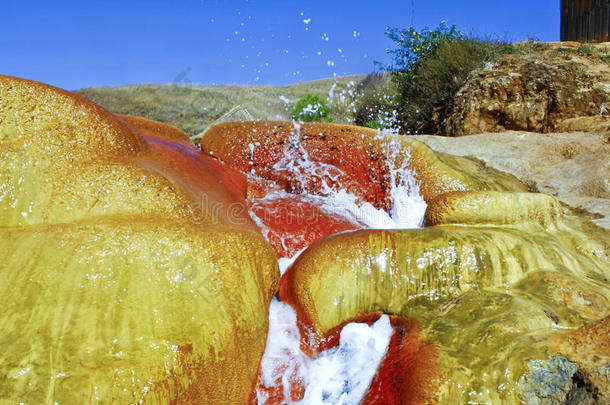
1;0;560;90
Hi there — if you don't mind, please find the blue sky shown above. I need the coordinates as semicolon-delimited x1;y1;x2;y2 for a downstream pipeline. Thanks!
1;1;560;90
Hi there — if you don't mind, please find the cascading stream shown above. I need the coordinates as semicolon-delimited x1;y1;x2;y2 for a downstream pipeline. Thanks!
249;123;427;404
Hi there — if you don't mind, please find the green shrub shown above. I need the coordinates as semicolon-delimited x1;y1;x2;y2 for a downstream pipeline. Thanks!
382;22;464;75
578;45;593;56
290;93;332;122
380;22;513;135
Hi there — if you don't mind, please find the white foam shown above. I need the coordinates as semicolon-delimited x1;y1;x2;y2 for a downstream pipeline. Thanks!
257;299;310;404
299;315;392;405
257;299;392;405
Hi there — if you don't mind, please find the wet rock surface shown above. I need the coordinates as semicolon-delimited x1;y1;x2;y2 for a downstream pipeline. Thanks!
0;75;279;404
219;121;609;403
201;121;527;206
2;74;609;404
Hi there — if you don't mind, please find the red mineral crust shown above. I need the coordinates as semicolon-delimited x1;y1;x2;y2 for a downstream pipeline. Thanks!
201;121;527;211
248;195;362;258
202;121;392;210
363;317;440;405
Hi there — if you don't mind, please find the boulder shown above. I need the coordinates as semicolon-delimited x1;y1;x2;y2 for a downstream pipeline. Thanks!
445;45;610;136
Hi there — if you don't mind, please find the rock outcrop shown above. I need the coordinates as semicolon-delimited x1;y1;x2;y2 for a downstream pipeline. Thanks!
445;42;610;136
0;75;279;403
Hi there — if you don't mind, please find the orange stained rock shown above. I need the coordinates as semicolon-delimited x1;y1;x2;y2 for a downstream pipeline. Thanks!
202;121;392;210
143;134;252;222
201;121;527;208
251;365;306;405
0;75;279;404
248;195;362;258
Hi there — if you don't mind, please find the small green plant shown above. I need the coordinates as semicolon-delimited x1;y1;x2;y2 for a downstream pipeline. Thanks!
600;54;610;64
290;93;332;122
579;45;593;56
363;120;388;129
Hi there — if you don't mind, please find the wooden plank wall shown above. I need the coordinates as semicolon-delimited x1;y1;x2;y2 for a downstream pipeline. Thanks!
561;0;610;42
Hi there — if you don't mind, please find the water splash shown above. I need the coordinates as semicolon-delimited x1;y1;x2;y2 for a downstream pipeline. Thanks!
251;122;427;404
257;299;392;405
253;121;426;233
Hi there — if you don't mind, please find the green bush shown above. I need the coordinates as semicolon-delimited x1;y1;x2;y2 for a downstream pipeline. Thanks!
382;22;464;75
380;22;513;135
290;93;332;122
578;45;593;56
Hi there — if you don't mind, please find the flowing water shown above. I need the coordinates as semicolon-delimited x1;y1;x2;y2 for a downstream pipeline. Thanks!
248;123;428;404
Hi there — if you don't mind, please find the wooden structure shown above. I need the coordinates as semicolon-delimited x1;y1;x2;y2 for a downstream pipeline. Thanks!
561;0;610;42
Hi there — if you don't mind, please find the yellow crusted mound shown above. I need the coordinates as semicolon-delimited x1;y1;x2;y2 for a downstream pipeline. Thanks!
0;75;279;404
424;191;563;227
